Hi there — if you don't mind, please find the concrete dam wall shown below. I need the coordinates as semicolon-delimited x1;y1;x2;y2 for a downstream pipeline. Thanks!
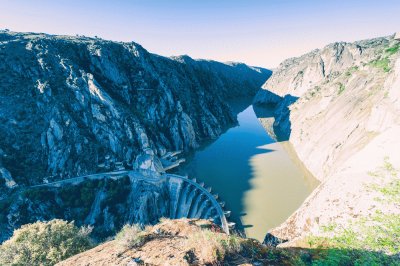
0;168;232;241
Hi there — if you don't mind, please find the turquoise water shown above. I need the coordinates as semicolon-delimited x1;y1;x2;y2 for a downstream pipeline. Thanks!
180;104;318;240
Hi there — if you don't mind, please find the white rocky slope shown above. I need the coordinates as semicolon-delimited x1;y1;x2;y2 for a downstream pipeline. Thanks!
255;35;400;242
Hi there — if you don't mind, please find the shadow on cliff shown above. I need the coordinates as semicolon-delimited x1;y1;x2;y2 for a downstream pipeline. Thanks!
253;90;299;141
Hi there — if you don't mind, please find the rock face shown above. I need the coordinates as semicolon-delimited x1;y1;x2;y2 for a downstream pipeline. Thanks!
255;36;400;241
0;169;229;242
0;175;168;242
0;31;271;186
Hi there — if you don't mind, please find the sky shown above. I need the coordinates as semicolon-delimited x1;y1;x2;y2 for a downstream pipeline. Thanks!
1;0;399;68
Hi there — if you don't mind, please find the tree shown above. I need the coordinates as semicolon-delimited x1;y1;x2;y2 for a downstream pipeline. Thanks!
0;219;93;266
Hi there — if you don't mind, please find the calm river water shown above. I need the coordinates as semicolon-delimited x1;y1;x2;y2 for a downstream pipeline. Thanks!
179;103;319;241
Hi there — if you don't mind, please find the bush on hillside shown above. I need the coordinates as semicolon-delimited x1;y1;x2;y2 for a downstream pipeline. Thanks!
185;229;243;263
0;219;93;266
115;224;150;249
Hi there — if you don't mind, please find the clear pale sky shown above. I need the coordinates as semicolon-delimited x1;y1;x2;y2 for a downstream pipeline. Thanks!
1;0;399;68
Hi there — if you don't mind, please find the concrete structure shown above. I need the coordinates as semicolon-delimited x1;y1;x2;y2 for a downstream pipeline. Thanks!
395;32;400;41
166;174;230;234
97;150;185;173
30;169;232;234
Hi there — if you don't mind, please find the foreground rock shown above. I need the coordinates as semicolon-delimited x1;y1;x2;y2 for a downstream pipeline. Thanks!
56;219;297;266
56;218;399;265
0;30;271;187
255;35;400;245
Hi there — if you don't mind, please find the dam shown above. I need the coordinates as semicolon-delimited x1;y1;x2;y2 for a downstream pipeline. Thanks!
30;167;232;234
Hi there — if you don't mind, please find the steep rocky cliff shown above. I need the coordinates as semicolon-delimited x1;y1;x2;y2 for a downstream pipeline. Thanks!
0;31;271;187
0;175;170;242
255;35;400;243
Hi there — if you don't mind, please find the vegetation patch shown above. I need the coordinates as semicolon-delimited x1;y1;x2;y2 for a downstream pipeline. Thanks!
0;219;93;266
368;43;400;73
369;57;391;72
115;224;151;249
386;43;400;56
304;158;400;265
345;66;359;77
185;229;243;262
337;82;345;95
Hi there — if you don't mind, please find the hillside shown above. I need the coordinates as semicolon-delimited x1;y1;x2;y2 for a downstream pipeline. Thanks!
0;30;271;188
0;30;272;243
254;35;400;248
56;218;398;266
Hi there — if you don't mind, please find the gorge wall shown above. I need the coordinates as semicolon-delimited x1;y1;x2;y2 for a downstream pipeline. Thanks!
0;30;271;242
0;31;271;188
255;35;400;242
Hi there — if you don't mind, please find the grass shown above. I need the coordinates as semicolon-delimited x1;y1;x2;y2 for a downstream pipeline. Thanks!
307;211;400;253
369;57;391;72
345;66;359;77
303;157;400;265
337;82;345;95
386;43;400;56
115;224;151;249
185;229;243;262
368;43;400;73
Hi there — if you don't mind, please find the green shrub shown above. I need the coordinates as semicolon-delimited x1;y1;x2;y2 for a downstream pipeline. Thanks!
369;58;391;72
337;83;345;95
386;43;400;56
0;219;93;266
345;66;359;77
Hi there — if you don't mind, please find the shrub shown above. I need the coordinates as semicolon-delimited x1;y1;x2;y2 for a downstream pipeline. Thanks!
115;224;150;249
369;57;391;72
337;83;345;95
386;43;400;56
305;159;400;264
0;219;93;266
345;66;359;77
185;229;243;263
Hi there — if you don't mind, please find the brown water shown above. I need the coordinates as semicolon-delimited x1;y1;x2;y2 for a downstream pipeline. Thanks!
180;104;319;241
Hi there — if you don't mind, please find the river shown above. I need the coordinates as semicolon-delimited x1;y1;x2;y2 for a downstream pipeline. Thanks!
179;102;319;241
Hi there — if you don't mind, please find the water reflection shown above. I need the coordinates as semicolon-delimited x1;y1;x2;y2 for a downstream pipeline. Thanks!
179;102;319;241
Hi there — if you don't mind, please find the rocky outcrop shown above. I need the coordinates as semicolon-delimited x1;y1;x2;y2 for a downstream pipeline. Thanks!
0;175;168;242
0;168;231;242
0;149;17;190
0;31;271;186
56;219;292;266
255;35;400;241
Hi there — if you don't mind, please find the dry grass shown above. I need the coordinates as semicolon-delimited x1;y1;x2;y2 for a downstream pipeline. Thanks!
115;224;152;249
57;219;308;265
114;219;245;264
184;228;243;264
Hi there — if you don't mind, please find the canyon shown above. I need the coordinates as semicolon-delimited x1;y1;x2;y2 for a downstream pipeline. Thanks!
254;34;400;245
1;30;400;265
0;30;270;241
0;30;270;187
